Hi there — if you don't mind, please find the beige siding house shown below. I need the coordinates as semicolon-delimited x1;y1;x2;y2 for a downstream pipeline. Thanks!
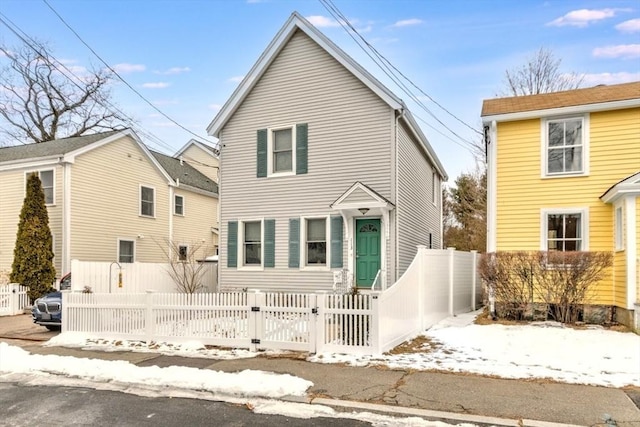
175;139;220;183
207;13;447;292
0;129;219;280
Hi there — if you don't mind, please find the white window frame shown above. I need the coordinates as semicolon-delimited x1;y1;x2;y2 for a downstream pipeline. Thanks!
174;194;185;216
178;244;189;261
117;239;135;263
140;185;156;218
541;115;589;178
540;207;589;251
25;169;55;205
267;124;296;177
614;204;624;251
238;219;264;270
301;216;330;271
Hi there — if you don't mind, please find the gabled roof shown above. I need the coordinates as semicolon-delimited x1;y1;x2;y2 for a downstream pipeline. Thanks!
331;181;395;210
481;81;640;121
175;139;219;158
151;151;218;194
0;129;122;163
206;12;447;181
600;171;640;204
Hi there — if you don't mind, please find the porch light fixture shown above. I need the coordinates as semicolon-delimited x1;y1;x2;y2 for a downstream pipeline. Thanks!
358;208;369;215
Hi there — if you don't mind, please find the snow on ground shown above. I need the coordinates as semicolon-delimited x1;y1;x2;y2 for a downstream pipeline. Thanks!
310;310;640;388
0;310;638;425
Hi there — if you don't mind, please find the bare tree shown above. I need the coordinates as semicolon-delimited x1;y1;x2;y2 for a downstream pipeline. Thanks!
157;239;214;294
0;40;125;145
500;47;584;97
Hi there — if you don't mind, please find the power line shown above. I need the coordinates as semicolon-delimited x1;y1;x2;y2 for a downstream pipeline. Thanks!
0;12;219;169
42;0;219;150
318;0;482;154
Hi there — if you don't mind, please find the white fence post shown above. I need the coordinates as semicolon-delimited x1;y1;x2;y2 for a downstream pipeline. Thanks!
314;291;326;353
370;293;380;353
471;250;478;310
417;245;426;330
145;291;154;344
448;247;455;316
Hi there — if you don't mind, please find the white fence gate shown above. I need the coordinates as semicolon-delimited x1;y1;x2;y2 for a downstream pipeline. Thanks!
70;260;218;293
61;247;479;355
0;284;29;316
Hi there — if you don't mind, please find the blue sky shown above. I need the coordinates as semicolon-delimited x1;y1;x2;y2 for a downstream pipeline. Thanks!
1;0;638;181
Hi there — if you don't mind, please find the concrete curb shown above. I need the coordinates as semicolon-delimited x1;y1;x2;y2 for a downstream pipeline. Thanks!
283;395;586;427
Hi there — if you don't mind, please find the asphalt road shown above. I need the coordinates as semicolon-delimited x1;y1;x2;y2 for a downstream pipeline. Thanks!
0;382;373;427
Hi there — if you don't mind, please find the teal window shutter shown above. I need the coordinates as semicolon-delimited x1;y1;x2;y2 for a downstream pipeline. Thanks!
296;123;308;175
288;218;300;268
264;219;275;268
257;129;267;178
330;215;343;268
227;221;238;268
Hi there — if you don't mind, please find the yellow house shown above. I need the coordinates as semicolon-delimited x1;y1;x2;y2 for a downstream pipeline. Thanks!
481;82;640;329
0;129;219;280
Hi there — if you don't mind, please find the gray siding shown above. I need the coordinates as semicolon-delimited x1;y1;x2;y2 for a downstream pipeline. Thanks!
396;120;441;277
219;30;394;291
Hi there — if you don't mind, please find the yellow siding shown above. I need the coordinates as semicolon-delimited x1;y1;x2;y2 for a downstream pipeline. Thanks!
613;251;626;307
182;145;219;183
70;136;170;263
0;164;64;278
496;107;640;306
172;189;218;259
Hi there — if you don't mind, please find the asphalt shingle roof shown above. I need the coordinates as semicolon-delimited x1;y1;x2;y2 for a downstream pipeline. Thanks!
0;130;122;163
481;81;640;117
151;151;218;194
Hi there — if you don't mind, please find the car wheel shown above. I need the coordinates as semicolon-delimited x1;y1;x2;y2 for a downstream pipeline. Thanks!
45;325;61;331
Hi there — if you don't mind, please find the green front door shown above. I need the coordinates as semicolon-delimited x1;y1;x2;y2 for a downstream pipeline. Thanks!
355;218;381;288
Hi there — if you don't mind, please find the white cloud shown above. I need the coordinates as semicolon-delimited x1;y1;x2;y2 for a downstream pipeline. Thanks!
580;71;640;85
547;8;627;27
228;75;244;83
305;15;341;28
155;67;191;75
209;104;222;111
592;44;640;59
392;18;423;28
142;82;170;89
113;63;146;73
616;18;640;33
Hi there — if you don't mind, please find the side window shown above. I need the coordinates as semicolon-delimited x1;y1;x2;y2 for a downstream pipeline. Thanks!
174;195;184;216
545;117;585;176
118;240;135;263
614;206;624;251
178;245;188;261
257;123;307;178
26;170;54;204
243;221;262;266
140;186;155;217
272;128;293;173
545;212;583;251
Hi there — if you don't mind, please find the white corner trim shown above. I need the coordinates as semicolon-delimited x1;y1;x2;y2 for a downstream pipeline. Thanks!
487;121;497;252
624;197;637;309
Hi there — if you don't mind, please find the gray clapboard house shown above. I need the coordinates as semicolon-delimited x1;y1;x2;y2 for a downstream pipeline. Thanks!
207;12;447;292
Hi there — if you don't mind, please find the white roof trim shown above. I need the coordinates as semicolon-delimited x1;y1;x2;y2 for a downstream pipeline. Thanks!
600;172;640;204
331;181;394;209
175;139;219;157
207;11;403;137
482;98;640;123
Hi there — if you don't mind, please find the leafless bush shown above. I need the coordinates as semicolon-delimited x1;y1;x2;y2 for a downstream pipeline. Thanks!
157;239;214;294
479;251;612;323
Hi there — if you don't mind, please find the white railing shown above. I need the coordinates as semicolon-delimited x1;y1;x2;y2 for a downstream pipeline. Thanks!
70;260;218;294
0;283;29;316
61;247;478;355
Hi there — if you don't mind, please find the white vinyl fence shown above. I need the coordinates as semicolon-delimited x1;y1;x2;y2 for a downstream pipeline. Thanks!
62;246;478;355
0;284;29;316
70;260;218;293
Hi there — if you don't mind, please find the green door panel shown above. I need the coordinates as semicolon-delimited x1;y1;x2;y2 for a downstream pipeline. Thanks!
355;218;381;288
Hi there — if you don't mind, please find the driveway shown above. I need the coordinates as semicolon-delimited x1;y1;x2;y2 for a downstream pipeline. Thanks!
0;313;58;345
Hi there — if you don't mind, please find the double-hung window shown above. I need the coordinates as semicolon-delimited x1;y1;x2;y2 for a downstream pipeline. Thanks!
257;123;307;178
243;221;262;266
174;195;184;216
545;117;585;176
27;170;54;205
118;240;135;263
272;128;293;173
543;209;587;251
178;245;188;261
140;186;155;217
305;218;327;266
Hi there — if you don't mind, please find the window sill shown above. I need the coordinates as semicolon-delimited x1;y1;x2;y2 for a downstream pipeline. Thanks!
238;265;264;271
301;265;329;272
267;171;295;178
541;172;588;179
139;215;156;219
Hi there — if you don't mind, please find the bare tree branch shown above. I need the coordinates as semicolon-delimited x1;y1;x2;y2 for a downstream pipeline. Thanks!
0;40;126;145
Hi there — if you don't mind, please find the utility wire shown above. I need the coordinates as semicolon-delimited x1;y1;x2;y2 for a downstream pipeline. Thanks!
0;12;219;169
42;0;219;150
